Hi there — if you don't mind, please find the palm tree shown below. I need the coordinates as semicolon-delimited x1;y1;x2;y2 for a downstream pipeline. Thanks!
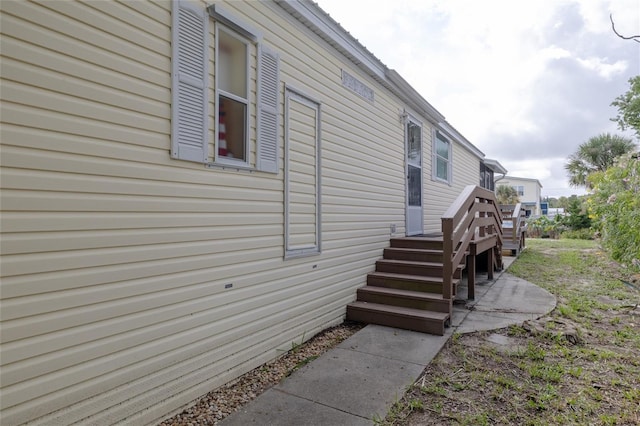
565;133;636;188
496;185;520;205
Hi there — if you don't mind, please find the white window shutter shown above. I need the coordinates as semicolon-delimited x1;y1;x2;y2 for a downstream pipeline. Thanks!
257;45;280;173
171;0;208;163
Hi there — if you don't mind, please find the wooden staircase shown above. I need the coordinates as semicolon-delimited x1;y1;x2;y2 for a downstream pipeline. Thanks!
346;236;461;336
347;185;504;336
500;203;526;256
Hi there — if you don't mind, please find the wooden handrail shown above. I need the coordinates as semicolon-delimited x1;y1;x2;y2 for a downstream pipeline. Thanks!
501;203;526;245
441;185;503;302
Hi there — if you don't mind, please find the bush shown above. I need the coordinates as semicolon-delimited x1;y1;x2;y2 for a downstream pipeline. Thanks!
561;198;591;230
526;215;566;239
561;229;594;240
588;152;640;271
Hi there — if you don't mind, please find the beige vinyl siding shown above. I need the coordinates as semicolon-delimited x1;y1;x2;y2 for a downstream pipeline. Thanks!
423;137;482;233
0;1;410;425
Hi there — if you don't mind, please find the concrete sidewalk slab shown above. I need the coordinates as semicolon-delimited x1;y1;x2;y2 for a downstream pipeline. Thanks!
336;324;451;365
456;273;556;334
275;347;423;419
220;255;556;426
223;326;452;425
217;389;371;426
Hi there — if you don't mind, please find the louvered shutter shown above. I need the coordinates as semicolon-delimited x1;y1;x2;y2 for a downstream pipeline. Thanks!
171;1;208;162
256;45;280;173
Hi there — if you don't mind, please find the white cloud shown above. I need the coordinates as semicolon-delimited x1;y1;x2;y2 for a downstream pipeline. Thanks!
315;0;640;196
541;45;572;60
576;57;628;79
578;0;640;36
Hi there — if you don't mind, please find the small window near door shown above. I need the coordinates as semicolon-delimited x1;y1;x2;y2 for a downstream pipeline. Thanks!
433;131;451;183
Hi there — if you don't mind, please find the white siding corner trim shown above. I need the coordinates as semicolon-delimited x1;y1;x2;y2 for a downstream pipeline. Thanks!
171;0;209;163
257;45;280;173
284;87;321;258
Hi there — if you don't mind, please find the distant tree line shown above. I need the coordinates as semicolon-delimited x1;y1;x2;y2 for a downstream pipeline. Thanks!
543;194;588;209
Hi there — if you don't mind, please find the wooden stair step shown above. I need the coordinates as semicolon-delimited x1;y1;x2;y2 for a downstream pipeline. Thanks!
385;245;468;259
357;285;450;313
383;247;445;262
367;271;459;293
377;258;466;268
346;301;449;335
390;237;444;250
376;259;464;278
368;271;459;284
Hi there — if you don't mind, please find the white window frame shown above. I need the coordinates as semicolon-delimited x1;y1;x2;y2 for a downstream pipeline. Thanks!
214;24;252;167
433;130;452;184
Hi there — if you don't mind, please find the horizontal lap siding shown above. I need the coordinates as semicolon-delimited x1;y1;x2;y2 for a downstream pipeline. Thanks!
0;1;407;425
287;95;318;249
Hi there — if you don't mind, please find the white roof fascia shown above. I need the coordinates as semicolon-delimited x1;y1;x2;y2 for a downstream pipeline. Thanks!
483;158;508;175
499;176;543;188
438;121;484;159
275;1;386;80
275;0;444;124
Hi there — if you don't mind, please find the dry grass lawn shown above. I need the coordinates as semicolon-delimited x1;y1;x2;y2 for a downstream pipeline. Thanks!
380;239;640;426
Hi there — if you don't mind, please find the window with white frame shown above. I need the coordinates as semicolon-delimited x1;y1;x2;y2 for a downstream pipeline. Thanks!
512;185;524;196
216;26;250;163
171;2;279;173
433;130;451;183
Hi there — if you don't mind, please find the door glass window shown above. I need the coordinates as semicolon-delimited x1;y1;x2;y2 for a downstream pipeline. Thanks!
407;121;421;165
408;165;421;206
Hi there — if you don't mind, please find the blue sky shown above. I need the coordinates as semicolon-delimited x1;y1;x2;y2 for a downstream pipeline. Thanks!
315;0;640;197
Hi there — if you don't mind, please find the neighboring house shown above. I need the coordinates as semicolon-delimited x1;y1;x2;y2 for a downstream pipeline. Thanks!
495;176;543;216
1;1;501;424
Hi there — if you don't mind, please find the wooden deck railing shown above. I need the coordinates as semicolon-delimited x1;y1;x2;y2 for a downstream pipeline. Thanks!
500;203;526;245
441;185;503;302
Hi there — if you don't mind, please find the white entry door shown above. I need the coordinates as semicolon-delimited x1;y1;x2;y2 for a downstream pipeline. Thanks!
406;118;423;236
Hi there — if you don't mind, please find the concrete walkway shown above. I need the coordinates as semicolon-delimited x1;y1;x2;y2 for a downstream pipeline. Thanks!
220;257;556;426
